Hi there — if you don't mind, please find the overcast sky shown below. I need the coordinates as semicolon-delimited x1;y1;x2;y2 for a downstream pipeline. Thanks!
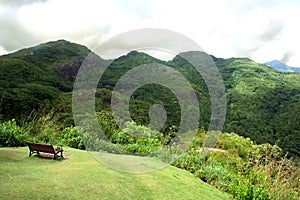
1;0;300;67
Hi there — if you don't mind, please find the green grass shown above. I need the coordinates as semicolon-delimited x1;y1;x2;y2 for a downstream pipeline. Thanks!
92;152;169;173
0;147;230;200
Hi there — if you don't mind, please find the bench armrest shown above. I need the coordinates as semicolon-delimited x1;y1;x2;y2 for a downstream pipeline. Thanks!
55;146;63;152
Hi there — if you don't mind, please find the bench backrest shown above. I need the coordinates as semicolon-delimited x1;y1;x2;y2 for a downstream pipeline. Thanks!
26;142;55;154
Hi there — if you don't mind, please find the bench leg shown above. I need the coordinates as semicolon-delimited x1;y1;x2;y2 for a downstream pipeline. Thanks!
53;151;63;159
29;150;39;157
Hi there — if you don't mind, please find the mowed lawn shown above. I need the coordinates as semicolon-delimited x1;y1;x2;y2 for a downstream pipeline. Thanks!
0;147;230;200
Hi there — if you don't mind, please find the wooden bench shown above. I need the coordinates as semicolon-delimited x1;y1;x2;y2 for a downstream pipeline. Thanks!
26;141;64;159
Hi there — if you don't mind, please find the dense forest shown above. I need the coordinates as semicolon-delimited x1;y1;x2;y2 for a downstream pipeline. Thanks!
0;39;299;158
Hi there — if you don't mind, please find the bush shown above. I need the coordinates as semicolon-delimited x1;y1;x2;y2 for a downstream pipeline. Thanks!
97;111;119;139
216;133;254;159
172;151;205;173
110;131;131;145
23;109;63;143
195;162;233;190
82;133;124;153
124;143;156;154
229;174;270;200
174;130;300;199
0;119;28;147
110;121;163;154
243;144;300;199
57;126;85;149
122;121;160;138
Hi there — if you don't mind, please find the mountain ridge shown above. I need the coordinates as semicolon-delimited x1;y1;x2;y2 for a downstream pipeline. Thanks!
265;60;300;73
0;39;299;157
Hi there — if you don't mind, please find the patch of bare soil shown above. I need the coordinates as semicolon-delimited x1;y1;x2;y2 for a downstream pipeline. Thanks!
197;147;226;153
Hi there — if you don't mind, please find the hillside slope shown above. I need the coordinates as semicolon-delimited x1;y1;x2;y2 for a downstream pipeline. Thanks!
0;40;97;121
172;54;300;156
215;58;300;156
0;147;230;199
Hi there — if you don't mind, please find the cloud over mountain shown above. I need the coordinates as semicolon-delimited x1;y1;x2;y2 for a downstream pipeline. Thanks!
1;0;300;67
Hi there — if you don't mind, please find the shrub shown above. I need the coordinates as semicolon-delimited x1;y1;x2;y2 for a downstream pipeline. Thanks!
244;144;300;199
216;133;254;159
156;145;184;163
82;133;124;153
97;111;119;139
110;131;131;145
229;174;270;200
0;119;28;147
172;151;205;173
174;130;300;199
122;121;160;138
23;109;63;143
110;121;163;154
57;126;85;149
195;162;233;190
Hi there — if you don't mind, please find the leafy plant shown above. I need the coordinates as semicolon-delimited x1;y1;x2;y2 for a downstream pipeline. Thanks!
110;121;163;154
0;119;28;147
229;174;270;200
22;109;63;144
243;144;300;199
174;131;300;199
82;133;124;153
195;162;233;191
56;126;85;149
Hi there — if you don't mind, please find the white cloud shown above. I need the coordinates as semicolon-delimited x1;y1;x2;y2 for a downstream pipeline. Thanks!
0;0;300;67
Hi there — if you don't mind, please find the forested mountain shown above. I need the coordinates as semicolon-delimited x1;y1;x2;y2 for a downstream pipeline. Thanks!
0;40;92;121
0;40;299;157
215;58;300;156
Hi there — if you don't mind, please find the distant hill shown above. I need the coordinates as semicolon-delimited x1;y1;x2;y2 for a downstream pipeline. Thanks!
265;60;300;73
0;40;299;157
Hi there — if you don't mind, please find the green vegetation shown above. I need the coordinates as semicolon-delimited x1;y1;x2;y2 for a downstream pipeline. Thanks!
0;119;28;147
0;40;91;122
1;117;299;199
0;147;229;200
1;40;299;157
0;118;84;150
1;40;300;199
215;58;300;157
173;131;300;199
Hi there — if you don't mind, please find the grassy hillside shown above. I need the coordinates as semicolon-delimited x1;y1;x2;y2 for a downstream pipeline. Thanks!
0;147;229;200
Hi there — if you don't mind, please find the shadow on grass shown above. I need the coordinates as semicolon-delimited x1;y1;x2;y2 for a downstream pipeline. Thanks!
30;152;71;161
